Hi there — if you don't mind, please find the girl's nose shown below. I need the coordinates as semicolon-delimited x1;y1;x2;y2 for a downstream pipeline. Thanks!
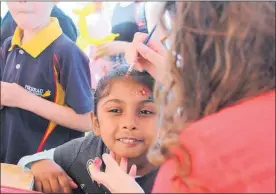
123;125;136;131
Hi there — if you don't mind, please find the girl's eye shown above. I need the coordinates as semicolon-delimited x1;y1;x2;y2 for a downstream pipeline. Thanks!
108;109;122;113
139;110;154;115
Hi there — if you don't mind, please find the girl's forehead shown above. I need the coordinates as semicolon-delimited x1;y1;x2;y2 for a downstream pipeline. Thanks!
99;79;153;102
110;79;152;94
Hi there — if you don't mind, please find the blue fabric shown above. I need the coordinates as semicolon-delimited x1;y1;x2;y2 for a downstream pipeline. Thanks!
0;35;92;164
18;148;56;170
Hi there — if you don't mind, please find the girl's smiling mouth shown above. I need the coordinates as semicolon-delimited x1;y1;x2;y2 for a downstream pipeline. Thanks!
117;138;144;146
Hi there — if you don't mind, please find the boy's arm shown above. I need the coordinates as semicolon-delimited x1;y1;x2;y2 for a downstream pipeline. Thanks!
19;94;92;132
9;42;93;131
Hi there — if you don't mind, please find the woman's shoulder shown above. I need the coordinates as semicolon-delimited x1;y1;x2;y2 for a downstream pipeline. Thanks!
180;91;275;143
153;91;275;193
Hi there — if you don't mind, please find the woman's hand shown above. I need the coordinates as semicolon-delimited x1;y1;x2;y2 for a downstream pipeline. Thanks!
125;32;167;81
31;160;78;193
94;41;129;59
88;152;145;193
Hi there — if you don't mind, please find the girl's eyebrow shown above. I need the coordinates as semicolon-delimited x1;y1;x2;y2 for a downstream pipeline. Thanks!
102;99;123;106
102;97;154;106
140;98;154;104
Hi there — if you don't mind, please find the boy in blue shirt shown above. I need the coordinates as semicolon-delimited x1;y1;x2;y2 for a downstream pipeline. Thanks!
0;2;93;164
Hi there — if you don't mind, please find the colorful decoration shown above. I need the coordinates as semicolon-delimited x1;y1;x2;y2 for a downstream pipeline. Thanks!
73;3;120;51
139;88;149;96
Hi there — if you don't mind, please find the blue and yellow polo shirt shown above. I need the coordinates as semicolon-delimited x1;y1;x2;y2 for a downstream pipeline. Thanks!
0;18;93;164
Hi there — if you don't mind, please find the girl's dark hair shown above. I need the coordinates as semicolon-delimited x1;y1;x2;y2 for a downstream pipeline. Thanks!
93;65;155;115
148;1;275;191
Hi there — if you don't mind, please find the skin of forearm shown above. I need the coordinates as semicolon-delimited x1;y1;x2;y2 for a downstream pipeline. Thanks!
19;92;92;132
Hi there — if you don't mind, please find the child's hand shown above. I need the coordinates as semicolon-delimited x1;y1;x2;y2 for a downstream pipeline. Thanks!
0;81;29;108
88;152;144;193
31;160;78;193
94;41;129;60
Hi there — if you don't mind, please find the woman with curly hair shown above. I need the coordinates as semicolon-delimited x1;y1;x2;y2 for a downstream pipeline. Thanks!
89;2;275;193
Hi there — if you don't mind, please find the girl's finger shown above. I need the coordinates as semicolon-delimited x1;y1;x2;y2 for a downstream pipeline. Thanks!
57;175;72;193
48;177;61;193
34;180;43;192
41;179;52;193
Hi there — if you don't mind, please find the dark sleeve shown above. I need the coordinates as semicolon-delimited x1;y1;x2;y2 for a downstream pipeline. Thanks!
58;16;78;42
58;43;93;114
0;37;12;81
54;137;84;172
1;11;17;45
0;47;3;81
50;6;78;42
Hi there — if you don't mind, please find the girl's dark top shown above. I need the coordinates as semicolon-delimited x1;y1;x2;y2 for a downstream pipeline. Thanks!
54;133;158;194
1;6;78;45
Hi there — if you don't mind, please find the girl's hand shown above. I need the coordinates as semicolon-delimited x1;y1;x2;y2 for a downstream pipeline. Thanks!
89;152;144;193
125;32;167;81
31;160;78;193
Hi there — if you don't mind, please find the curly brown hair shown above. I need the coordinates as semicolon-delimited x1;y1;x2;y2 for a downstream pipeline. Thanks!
148;1;275;191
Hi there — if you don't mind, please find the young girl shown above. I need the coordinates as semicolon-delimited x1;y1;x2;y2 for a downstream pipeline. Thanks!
88;2;275;193
18;66;158;194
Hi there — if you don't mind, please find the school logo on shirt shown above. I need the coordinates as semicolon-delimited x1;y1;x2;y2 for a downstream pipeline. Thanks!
86;159;94;177
24;85;51;98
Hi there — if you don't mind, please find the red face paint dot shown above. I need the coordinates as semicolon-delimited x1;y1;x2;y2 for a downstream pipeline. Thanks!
139;88;149;96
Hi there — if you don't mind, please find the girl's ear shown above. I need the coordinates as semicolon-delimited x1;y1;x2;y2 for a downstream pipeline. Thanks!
91;112;100;136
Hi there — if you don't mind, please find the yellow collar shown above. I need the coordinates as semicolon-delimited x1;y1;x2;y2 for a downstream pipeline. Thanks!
9;17;63;58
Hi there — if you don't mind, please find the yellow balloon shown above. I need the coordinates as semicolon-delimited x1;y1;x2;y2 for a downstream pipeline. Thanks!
73;3;120;50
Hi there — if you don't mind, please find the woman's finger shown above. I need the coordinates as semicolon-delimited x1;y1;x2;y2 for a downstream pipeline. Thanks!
94;157;102;170
88;162;108;185
128;164;137;178
110;151;116;160
120;157;128;173
132;32;148;45
136;43;164;67
125;43;144;72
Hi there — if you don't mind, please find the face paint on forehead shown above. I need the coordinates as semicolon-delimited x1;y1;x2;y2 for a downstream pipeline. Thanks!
139;87;150;96
131;87;152;99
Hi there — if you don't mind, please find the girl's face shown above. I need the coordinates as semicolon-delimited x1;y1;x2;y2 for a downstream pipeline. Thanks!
92;78;158;158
